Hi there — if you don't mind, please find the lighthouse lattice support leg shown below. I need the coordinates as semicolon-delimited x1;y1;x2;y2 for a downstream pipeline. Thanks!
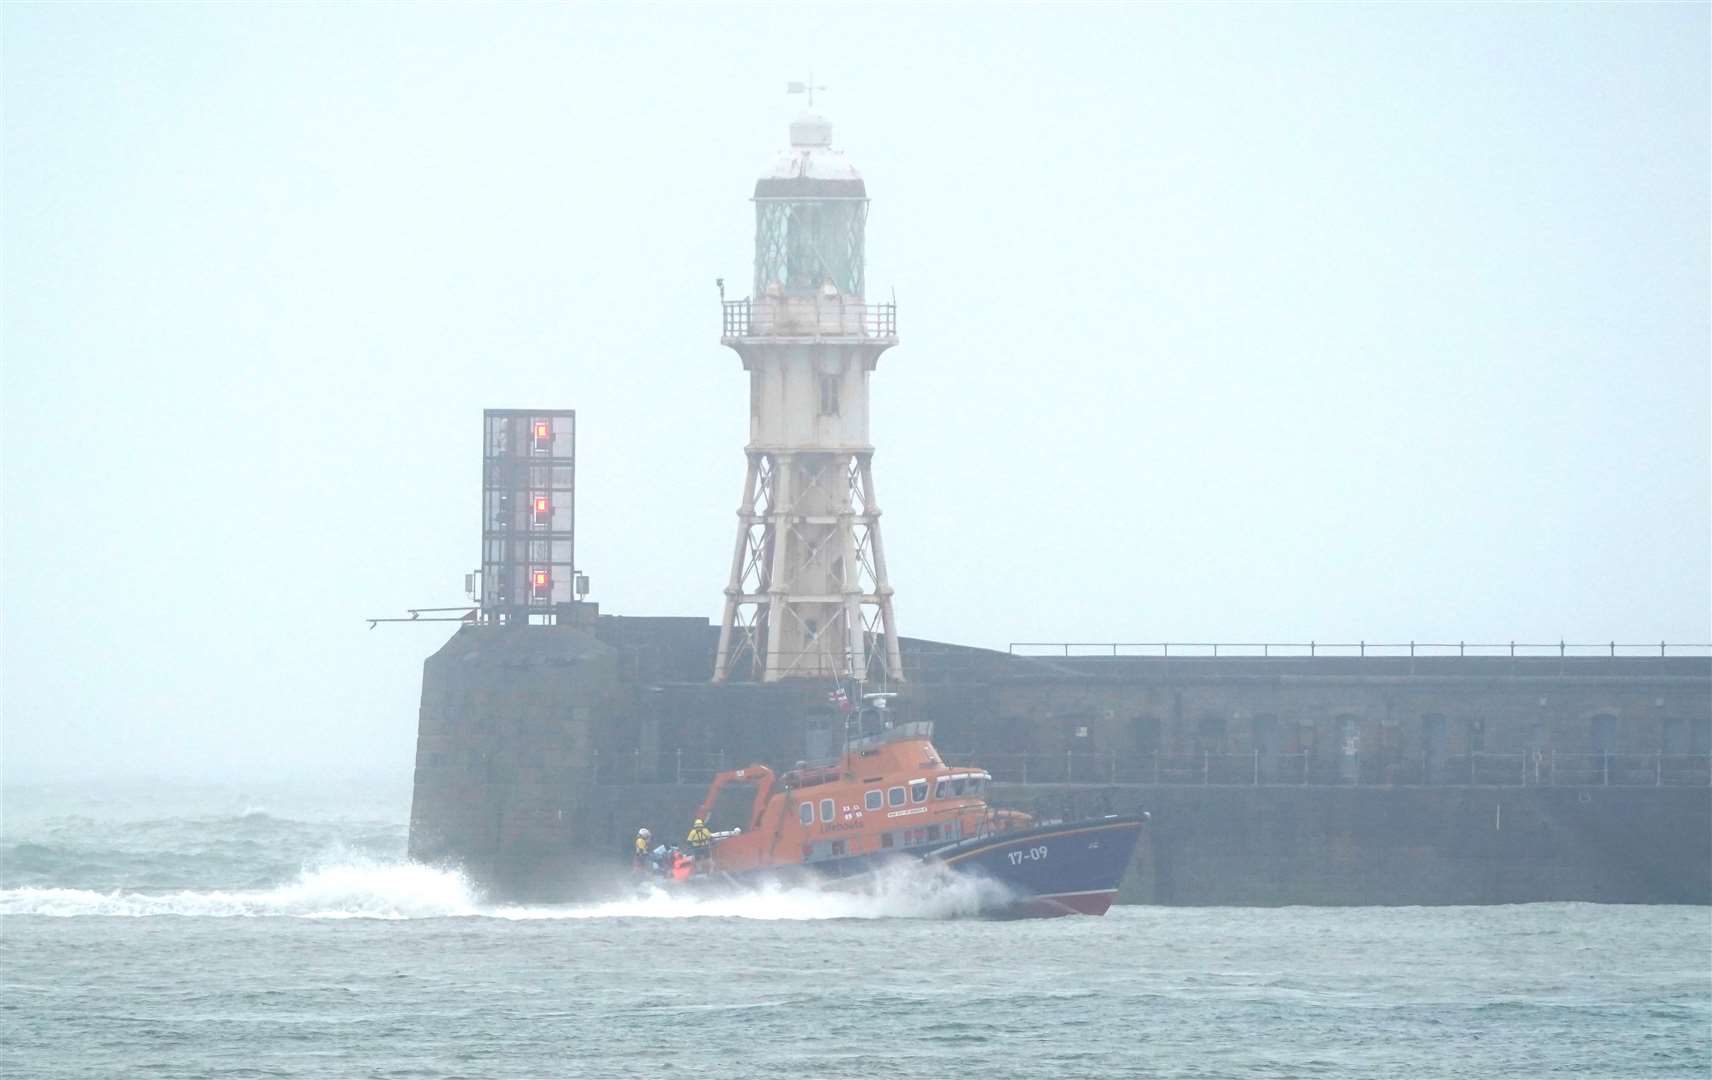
714;453;773;682
712;457;758;682
761;453;796;683
858;454;905;682
838;479;867;681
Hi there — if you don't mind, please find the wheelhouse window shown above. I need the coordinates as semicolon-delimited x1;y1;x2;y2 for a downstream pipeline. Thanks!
820;798;835;823
799;802;814;826
934;779;948;799
887;786;905;807
951;777;967;797
967;777;984;796
865;790;882;811
910;780;928;803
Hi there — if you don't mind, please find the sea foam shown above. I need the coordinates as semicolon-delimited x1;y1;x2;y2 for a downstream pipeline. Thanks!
0;857;1009;921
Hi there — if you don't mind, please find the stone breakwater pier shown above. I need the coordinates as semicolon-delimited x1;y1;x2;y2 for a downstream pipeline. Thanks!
408;618;1711;904
404;105;1706;905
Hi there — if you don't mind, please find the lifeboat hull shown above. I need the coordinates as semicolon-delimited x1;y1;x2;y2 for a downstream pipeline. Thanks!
674;815;1145;919
930;815;1145;918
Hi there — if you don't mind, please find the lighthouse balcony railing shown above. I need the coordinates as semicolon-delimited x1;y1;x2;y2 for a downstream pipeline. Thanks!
722;296;897;339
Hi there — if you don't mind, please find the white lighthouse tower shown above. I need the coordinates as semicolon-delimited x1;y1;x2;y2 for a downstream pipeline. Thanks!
712;106;904;685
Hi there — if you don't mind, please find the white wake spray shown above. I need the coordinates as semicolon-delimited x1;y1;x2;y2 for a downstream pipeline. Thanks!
503;860;1014;921
0;856;1011;921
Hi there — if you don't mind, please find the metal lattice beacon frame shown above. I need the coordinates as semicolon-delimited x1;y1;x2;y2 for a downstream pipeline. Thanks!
480;410;577;627
713;108;903;685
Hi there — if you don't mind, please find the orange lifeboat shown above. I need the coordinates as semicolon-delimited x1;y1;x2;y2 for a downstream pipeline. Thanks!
671;698;1146;918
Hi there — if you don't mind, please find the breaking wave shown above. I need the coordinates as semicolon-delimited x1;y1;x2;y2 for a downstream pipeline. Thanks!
0;858;1011;921
0;860;482;919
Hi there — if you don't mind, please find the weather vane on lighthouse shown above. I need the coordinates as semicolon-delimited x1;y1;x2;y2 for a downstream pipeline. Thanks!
711;98;905;685
785;78;827;107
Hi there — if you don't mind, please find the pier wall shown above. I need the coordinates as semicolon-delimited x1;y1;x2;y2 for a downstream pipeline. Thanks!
408;620;1712;904
992;783;1711;905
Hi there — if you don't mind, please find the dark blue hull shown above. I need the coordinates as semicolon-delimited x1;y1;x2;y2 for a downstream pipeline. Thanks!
932;815;1147;917
676;815;1146;918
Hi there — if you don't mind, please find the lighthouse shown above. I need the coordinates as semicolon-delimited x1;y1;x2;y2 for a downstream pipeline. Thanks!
712;107;904;685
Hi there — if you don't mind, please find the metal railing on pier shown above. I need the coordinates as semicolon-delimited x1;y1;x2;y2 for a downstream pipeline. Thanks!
595;748;735;787
940;749;1712;788
1004;640;1712;678
594;747;1712;789
1009;640;1712;659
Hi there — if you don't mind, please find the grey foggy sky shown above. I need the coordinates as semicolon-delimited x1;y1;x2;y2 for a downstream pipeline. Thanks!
3;4;1708;782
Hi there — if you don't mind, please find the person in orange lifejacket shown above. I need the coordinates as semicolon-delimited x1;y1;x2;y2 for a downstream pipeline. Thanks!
671;850;693;881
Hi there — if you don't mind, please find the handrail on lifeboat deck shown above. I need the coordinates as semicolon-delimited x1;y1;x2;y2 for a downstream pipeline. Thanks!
780;762;842;790
846;719;934;752
971;806;1033;841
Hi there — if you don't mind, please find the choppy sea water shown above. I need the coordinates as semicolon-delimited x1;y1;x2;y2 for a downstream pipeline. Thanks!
3;780;1709;1079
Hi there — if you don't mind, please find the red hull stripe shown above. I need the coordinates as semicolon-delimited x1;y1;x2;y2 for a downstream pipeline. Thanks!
1012;889;1117;917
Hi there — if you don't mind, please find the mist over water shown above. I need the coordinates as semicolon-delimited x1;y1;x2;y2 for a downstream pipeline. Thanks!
1;776;412;892
4;4;1708;786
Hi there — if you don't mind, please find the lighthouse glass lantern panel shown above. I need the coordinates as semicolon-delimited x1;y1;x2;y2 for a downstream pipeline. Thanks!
754;197;867;298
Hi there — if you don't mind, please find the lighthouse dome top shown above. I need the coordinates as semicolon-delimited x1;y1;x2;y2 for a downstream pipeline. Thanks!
755;111;866;199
